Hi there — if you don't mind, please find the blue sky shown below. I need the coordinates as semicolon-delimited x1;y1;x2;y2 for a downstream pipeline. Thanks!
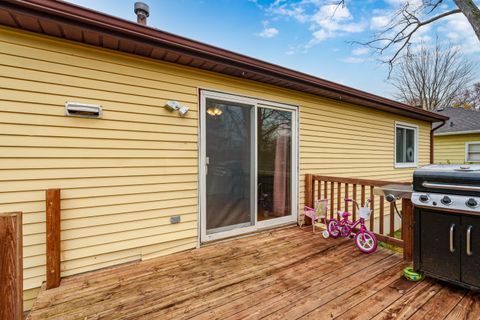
67;0;479;98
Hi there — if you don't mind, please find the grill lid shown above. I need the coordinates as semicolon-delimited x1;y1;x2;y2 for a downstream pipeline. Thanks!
413;165;480;196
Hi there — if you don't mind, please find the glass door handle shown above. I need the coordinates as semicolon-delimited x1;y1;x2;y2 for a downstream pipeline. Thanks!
449;224;455;253
467;226;473;256
205;156;209;175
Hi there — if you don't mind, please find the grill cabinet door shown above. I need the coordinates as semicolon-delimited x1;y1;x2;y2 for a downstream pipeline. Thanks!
420;210;461;281
461;215;480;288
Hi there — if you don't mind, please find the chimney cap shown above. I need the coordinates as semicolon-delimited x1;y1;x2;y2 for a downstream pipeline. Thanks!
134;2;150;17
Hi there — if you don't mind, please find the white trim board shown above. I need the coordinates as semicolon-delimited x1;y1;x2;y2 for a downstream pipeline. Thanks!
465;141;480;163
394;121;419;169
198;89;299;243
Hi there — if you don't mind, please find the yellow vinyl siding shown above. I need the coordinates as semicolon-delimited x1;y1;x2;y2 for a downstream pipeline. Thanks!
435;133;480;164
0;26;431;310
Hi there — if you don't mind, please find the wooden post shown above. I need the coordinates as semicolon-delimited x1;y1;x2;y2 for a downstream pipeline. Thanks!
46;188;61;289
402;198;414;261
0;212;23;320
304;174;313;226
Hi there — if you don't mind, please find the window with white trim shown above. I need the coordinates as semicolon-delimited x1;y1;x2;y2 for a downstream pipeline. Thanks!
395;123;418;167
466;142;480;162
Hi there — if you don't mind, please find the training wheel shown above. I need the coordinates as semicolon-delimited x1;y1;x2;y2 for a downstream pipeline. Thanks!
322;230;330;239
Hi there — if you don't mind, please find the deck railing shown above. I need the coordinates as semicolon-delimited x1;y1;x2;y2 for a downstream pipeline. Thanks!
305;174;413;261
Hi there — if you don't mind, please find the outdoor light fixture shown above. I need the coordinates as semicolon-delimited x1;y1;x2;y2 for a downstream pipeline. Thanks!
165;100;189;117
65;102;102;118
207;106;223;116
165;100;180;111
178;105;189;117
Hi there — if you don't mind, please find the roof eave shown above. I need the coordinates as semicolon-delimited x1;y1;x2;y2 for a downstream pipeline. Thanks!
0;0;448;122
435;130;480;136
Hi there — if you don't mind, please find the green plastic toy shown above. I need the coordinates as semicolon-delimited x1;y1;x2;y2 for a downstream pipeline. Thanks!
403;267;423;282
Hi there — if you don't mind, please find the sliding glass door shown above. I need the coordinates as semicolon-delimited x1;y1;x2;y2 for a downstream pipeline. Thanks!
257;106;292;222
200;91;297;242
204;99;254;234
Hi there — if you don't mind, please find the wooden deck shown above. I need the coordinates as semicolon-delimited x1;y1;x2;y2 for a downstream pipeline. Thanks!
27;226;480;320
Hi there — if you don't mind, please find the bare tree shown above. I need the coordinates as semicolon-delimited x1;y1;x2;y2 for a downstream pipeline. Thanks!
453;82;480;109
343;0;480;68
390;41;474;110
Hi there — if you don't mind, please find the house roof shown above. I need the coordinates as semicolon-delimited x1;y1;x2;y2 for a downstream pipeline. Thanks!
0;0;448;123
434;107;480;136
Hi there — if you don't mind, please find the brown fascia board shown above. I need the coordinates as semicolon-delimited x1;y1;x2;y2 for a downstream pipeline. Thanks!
2;0;448;122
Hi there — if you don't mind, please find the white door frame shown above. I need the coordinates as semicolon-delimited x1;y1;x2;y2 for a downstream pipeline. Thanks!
199;89;299;243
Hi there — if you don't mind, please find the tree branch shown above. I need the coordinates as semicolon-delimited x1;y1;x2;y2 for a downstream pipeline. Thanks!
353;3;464;73
421;8;461;25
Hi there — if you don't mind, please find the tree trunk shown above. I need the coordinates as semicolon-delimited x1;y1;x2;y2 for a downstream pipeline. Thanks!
454;0;480;41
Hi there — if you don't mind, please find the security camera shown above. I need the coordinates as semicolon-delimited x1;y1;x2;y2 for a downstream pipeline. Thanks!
178;105;189;117
164;100;188;117
165;100;180;111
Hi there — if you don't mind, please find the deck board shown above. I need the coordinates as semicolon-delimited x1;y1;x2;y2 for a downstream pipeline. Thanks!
27;226;480;319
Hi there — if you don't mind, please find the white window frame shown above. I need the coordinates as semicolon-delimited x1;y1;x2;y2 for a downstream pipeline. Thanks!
394;122;419;168
465;142;480;163
198;89;299;243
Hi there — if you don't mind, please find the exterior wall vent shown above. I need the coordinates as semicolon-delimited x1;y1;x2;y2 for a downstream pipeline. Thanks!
65;102;102;118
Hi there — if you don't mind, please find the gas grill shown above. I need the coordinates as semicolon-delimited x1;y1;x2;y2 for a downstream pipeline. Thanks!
412;164;480;291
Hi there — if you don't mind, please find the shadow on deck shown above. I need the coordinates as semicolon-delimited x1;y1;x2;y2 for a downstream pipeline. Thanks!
27;226;480;319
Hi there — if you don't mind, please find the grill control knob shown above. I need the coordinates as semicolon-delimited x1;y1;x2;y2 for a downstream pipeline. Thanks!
419;195;429;203
441;196;452;205
466;198;478;208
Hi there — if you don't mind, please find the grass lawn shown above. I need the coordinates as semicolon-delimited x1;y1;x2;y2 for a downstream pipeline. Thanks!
379;229;403;253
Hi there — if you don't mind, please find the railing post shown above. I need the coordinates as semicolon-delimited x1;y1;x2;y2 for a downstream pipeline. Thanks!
304;174;313;226
402;198;414;261
0;212;23;320
46;188;61;289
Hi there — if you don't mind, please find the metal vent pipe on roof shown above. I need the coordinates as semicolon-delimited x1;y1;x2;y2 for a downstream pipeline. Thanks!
134;2;149;25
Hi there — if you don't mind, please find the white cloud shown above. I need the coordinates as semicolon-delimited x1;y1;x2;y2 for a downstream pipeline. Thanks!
410;34;432;44
313;4;352;23
370;15;390;30
341;56;368;63
385;0;423;9
352;47;369;55
410;24;432;43
266;1;309;23
370;0;426;33
312;4;365;33
438;14;480;54
445;32;460;40
305;3;366;46
261;1;366;49
312;29;329;41
256;27;279;38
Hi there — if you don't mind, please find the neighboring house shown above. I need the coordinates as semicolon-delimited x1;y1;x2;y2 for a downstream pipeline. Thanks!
0;1;446;310
434;107;480;164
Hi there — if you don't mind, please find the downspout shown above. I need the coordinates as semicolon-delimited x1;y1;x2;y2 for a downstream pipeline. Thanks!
430;120;446;164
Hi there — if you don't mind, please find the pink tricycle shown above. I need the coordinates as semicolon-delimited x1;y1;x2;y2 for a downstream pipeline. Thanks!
327;198;378;254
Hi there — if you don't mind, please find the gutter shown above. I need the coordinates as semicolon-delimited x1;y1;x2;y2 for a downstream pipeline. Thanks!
430;120;447;164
